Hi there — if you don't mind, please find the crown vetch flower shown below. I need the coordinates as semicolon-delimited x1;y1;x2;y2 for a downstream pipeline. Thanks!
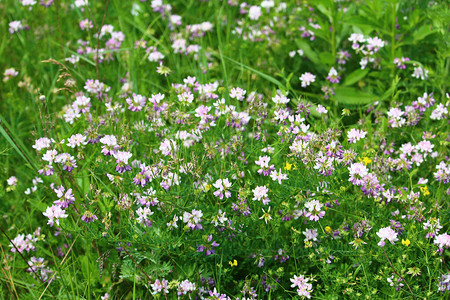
376;226;398;247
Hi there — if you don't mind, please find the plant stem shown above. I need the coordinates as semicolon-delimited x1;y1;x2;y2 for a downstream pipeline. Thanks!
383;247;416;299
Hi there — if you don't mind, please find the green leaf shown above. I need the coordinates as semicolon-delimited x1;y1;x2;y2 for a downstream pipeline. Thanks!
413;26;437;43
343;69;369;86
222;55;285;89
319;52;335;67
0;115;38;172
342;15;381;32
294;39;321;67
334;87;378;106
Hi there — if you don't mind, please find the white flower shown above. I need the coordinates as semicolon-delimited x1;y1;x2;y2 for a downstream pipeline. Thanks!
270;168;288;184
43;205;68;227
66;134;87;148
316;105;328;114
299;72;316;87
252;186;270;204
376;227;398;247
248;6;262;20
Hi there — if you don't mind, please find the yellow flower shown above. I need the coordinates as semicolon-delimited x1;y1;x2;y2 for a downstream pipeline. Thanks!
402;239;411;246
360;157;372;165
420;185;430;196
229;259;238;267
284;162;293;171
325;226;332;234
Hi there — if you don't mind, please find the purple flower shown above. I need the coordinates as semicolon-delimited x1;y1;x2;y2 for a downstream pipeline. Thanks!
81;211;98;223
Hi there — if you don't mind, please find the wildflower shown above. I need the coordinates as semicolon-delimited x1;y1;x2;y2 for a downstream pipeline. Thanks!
412;65;428;80
177;91;194;104
3;68;19;82
304;200;325;221
43;205;68;227
252;186;270;205
402;239;411;246
326;67;340;83
196;235;219;256
284;161;293;171
126;93;146;111
349;238;367;249
348;163;368;186
79;19;93;31
81;211;98;223
229;87;246;101
66;134;87;148
248;6;262;20
387;274;404;291
229;259;238;267
376;226;398;247
7;176;18;186
430;104;448;120
420;185;430;196
183;209;203;230
347;129;367;143
113;151;132;173
303;228;318;242
101;293;110;300
393;57;410;69
212;178;232;199
55;153;77;172
84;79;110;97
270;168;288;184
9;21;24;34
210;209;228;227
100;135;119;156
387;107;406;128
406;267;421;277
290;275;313;298
255;155;275;176
177;280;196;296
361;157;372;165
33;137;53;151
316;105;328;114
259;207;272;224
434;233;450;255
423;218;443;238
337;50;351;64
156;61;172;76
314;151;335;176
437;274;450;292
299;72;316;87
272;93;290;105
151;278;169;295
136;207;153;227
166;215;179;229
274;248;289;263
53;186;75;208
159;138;177;156
9;231;39;253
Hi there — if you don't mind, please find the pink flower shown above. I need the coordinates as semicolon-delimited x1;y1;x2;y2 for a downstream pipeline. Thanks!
43;205;68;227
252;186;270;205
347;129;367;143
299;72;316;87
229;87;246;101
126;93;146;111
270;168;288;184
376;227;398;247
212;178;232;199
326;67;340;83
79;19;93;31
